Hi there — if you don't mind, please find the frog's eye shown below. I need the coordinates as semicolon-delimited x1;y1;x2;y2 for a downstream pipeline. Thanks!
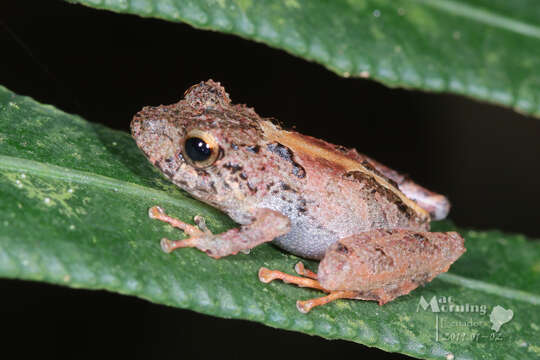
183;130;220;167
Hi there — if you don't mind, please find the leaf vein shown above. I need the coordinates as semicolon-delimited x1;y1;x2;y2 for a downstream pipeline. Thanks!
417;0;540;39
438;273;540;305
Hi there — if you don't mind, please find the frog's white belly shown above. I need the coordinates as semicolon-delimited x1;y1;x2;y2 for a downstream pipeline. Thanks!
226;180;427;260
254;189;427;259
272;221;339;260
227;203;339;259
256;196;342;260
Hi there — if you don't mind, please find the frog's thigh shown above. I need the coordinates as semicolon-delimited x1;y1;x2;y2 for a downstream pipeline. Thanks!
318;229;465;304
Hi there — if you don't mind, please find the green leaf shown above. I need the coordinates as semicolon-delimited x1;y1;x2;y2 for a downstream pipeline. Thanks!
1;86;539;360
64;0;540;118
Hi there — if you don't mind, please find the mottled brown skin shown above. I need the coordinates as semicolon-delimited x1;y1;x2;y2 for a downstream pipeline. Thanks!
317;230;465;303
131;80;466;313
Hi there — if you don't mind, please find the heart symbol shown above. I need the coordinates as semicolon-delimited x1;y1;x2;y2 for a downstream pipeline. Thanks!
489;305;514;332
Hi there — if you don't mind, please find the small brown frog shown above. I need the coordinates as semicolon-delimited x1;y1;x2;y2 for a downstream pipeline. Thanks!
131;80;465;313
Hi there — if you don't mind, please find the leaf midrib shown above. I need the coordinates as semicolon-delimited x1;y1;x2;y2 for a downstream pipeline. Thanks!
439;273;540;305
2;154;539;305
0;154;195;208
416;0;540;39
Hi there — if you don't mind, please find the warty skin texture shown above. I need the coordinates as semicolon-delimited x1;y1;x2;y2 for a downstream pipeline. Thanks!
132;80;465;310
131;80;444;259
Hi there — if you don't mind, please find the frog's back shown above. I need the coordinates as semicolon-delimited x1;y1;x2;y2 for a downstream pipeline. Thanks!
258;121;430;259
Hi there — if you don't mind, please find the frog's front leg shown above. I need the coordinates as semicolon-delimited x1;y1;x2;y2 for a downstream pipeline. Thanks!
149;206;290;259
259;229;465;313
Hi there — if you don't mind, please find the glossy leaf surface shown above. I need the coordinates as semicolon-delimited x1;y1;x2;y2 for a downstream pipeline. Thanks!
66;0;540;117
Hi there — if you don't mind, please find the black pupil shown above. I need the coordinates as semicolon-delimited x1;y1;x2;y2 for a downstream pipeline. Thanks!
185;137;212;162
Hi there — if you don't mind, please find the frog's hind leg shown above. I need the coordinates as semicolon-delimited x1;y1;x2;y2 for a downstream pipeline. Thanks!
294;261;318;279
296;291;358;313
258;262;357;313
259;230;465;313
258;264;324;291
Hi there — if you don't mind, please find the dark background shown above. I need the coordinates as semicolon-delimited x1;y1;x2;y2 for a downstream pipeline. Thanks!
1;1;539;359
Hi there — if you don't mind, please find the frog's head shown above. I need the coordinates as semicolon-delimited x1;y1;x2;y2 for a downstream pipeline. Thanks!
131;80;271;214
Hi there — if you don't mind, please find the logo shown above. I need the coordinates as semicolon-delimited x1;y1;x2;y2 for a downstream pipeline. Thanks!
415;295;514;343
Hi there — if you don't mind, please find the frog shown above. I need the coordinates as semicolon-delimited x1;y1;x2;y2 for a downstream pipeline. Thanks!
131;80;466;313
